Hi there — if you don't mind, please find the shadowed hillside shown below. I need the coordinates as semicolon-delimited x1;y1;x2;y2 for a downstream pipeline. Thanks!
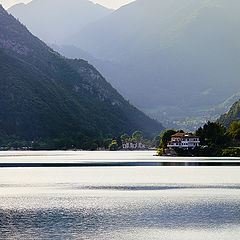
0;5;163;145
9;0;240;130
59;0;240;128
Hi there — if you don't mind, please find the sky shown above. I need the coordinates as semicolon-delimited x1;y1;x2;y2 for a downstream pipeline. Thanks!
0;0;134;9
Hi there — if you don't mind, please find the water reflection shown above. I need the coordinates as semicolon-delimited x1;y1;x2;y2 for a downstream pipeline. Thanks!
1;161;240;168
0;193;240;239
0;151;240;239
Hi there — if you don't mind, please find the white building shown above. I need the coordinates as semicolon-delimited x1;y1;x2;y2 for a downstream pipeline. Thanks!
122;142;146;150
167;133;200;149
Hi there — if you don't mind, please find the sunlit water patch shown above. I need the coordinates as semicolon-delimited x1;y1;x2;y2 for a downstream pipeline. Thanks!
0;151;240;239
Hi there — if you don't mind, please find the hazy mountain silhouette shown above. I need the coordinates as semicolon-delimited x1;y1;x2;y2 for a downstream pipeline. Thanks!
70;0;240;124
0;4;163;141
9;0;240;130
8;0;113;44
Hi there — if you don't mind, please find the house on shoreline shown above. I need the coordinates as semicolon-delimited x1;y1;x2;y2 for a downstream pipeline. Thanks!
122;141;146;150
167;133;200;150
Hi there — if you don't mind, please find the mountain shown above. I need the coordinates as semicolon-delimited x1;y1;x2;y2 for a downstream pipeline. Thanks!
0;5;163;144
207;92;240;117
8;0;113;44
66;0;240;127
50;44;95;62
217;99;240;128
9;0;240;130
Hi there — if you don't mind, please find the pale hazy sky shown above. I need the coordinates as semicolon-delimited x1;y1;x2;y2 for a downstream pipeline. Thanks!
0;0;134;9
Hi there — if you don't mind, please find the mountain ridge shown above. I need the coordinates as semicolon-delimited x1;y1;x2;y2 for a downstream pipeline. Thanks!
8;0;113;44
8;0;240;131
62;0;240;128
0;4;163;144
217;99;240;128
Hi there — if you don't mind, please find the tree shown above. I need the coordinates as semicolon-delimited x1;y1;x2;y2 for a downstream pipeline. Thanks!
103;138;113;149
157;147;164;156
132;131;143;142
109;140;118;151
159;129;177;148
121;133;129;143
116;136;122;147
233;128;240;140
131;137;137;143
228;121;240;140
90;143;98;151
229;121;240;133
196;121;230;146
152;135;161;148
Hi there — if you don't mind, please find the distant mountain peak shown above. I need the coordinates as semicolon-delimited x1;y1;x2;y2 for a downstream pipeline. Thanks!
8;0;113;44
0;6;36;56
0;4;6;12
0;5;163;141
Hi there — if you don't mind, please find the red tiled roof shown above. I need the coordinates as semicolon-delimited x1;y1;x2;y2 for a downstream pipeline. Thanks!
171;133;199;138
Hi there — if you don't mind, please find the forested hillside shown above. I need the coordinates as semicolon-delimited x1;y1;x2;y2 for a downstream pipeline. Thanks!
218;100;240;128
36;0;240;129
0;5;163;148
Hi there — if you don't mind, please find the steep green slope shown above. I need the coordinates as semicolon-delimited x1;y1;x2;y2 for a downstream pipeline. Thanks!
217;100;240;128
0;5;163;143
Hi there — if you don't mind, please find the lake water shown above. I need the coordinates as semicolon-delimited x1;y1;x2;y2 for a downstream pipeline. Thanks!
0;151;240;239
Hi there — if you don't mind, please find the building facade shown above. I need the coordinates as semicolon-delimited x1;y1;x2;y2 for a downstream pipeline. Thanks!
122;142;146;150
167;133;200;149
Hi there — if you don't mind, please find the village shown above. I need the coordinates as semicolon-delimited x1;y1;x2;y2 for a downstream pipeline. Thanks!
122;141;151;150
121;132;200;151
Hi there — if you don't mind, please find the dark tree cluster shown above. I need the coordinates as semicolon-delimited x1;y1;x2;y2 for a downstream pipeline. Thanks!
158;121;240;157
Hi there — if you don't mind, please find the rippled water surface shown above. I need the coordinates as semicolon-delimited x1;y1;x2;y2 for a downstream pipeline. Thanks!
0;151;240;239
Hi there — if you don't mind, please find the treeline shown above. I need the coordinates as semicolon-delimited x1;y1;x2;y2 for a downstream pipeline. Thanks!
158;121;240;157
0;130;164;151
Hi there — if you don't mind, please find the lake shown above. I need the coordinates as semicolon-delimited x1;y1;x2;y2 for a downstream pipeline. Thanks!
0;151;240;239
